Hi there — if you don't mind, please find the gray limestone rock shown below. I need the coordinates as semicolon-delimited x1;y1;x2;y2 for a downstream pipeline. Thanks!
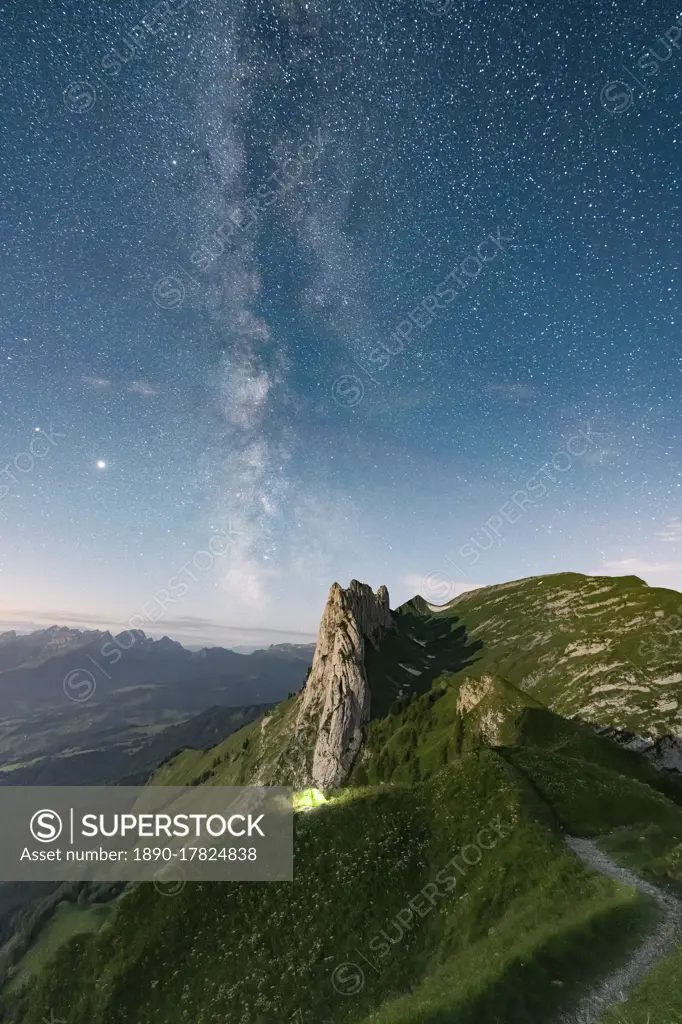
297;580;392;789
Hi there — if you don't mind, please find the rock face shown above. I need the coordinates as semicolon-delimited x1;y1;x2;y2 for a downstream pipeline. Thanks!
456;676;493;716
594;724;682;774
297;580;392;789
654;735;682;773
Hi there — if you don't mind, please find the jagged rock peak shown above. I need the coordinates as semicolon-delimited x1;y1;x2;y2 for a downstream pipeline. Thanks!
325;579;392;649
297;580;393;790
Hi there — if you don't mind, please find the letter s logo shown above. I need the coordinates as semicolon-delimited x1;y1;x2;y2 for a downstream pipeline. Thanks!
30;809;63;842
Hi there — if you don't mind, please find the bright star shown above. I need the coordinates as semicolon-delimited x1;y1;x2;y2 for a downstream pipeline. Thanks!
96;460;107;470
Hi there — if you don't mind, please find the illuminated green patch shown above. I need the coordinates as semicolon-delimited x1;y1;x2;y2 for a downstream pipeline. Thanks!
293;788;327;811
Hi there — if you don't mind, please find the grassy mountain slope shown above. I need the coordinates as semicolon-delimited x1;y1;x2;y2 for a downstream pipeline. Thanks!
8;672;682;1024
416;572;682;737
150;694;305;787
351;672;682;803
353;670;682;891
4;751;660;1024
6;574;682;1024
157;571;682;791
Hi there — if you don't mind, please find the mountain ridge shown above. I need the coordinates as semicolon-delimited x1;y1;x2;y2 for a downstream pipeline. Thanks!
151;571;682;793
6;570;682;1024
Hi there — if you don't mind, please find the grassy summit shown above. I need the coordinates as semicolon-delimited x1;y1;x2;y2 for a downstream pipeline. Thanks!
423;572;682;736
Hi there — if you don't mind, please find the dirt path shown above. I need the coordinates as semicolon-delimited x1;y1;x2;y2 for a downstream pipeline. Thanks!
561;836;682;1023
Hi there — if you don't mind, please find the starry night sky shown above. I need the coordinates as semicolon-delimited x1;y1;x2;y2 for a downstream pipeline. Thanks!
1;0;680;646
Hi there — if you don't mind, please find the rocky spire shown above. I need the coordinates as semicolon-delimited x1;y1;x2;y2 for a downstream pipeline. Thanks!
297;580;392;789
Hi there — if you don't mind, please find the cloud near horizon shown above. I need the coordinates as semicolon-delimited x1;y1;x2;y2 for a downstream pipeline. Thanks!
656;520;682;544
599;558;682;574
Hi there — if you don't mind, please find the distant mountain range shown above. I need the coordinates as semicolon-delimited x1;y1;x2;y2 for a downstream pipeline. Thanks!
0;626;314;713
0;627;315;772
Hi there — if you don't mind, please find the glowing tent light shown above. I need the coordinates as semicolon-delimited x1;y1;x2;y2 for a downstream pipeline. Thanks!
293;788;327;812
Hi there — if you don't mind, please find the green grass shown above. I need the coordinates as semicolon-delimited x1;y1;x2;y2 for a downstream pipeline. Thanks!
149;697;306;788
356;891;653;1024
505;748;682;834
598;824;682;894
417;571;682;737
4;901;115;995
2;752;660;1024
